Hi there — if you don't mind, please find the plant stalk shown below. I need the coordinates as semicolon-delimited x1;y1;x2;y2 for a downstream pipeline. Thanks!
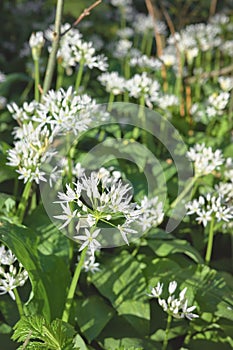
42;0;64;95
62;247;88;323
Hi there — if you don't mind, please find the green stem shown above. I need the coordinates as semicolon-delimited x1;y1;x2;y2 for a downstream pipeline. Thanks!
17;181;32;223
140;31;148;54
56;62;64;90
34;59;40;101
170;176;197;209
13;288;24;317
75;59;85;92
146;33;153;57
162;313;172;350
62;247;88;323
205;216;215;265
42;0;64;95
108;92;115;112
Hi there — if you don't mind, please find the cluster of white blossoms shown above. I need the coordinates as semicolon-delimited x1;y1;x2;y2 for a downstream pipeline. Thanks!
0;71;6;83
186;143;224;176
126;72;160;107
45;23;108;74
218;76;233;92
113;39;133;59
7;87;99;184
133;13;167;35
29;31;45;61
0;245;28;301
110;0;132;7
54;167;164;255
130;54;162;70
207;92;230;116
186;193;233;227
98;71;126;95
148;281;199;321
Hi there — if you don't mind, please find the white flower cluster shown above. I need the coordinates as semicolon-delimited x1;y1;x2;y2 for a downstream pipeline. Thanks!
0;245;28;300
7;87;98;184
218;76;233;92
130;54;162;70
126;72;160;107
136;196;164;231
148;281;199;321
111;0;132;7
29;31;45;60
186;193;233;227
29;31;44;50
98;71;126;95
207;92;230;117
54;167;164;253
133;13;166;35
45;23;108;73
113;39;133;59
187;143;224;176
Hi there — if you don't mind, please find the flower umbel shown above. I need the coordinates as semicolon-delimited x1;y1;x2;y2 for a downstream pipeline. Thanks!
148;281;199;321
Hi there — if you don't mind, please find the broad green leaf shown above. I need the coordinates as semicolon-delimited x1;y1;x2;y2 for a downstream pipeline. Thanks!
147;234;203;263
91;251;150;335
104;336;158;350
75;295;115;342
12;316;78;350
0;218;70;321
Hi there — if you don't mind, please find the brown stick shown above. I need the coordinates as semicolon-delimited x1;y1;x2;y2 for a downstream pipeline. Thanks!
185;64;233;84
209;0;218;18
144;0;163;57
61;0;102;37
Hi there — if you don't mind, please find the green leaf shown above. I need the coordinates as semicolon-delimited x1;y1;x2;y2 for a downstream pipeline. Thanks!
0;218;70;321
75;295;115;342
91;250;150;336
147;232;203;263
12;315;79;350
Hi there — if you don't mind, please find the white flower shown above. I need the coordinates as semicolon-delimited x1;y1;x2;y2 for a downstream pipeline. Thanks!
126;72;160;107
98;72;126;95
186;193;233;227
187;143;224;176
168;281;177;294
148;280;199;321
74;228;101;255
54;202;77;229
0;71;6;83
148;282;163;298
83;254;100;273
218;76;233;91
0;245;28;301
29;31;44;49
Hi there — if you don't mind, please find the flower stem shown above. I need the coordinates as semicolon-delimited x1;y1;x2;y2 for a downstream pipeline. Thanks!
17;181;32;223
13;288;24;317
108;92;115;112
170;176;197;209
56;62;64;89
62;247;88;323
205;216;215;265
75;59;85;92
162;313;172;350
34;59;40;102
42;0;64;95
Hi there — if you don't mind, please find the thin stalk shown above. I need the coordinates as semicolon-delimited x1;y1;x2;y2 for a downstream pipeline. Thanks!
17;181;32;223
205;217;215;265
108;92;115;112
34;59;40;101
140;31;148;53
146;33;154;57
62;247;88;323
170;176;197;209
162;313;172;350
42;0;64;95
13;288;24;317
56;62;64;90
75;58;85;92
